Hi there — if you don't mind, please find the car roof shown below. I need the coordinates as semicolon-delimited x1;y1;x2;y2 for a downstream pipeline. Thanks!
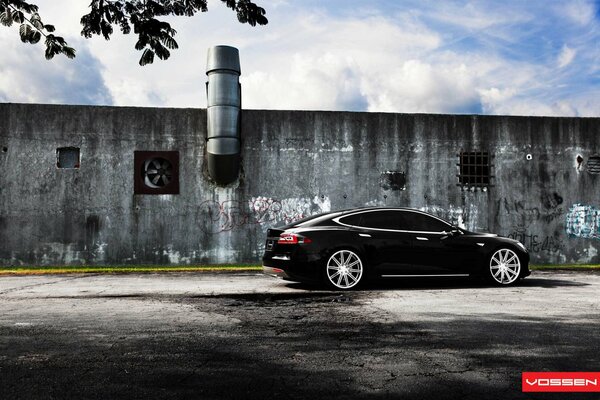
288;207;433;224
280;206;455;229
336;206;425;214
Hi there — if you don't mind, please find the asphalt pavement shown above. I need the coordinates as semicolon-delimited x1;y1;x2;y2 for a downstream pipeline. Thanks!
0;271;598;399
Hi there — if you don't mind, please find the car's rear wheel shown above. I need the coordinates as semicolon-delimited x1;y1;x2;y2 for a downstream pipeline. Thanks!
325;249;363;290
488;248;521;285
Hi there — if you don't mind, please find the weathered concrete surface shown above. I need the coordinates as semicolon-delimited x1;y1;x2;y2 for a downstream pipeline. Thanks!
1;103;599;265
0;271;598;399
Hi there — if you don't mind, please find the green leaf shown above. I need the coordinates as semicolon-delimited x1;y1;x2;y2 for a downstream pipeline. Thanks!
30;31;41;44
30;12;43;29
100;20;113;39
12;10;25;24
160;35;178;50
18;23;31;42
53;35;67;46
0;11;14;27
61;46;76;59
44;24;55;32
18;3;39;14
153;42;170;60
45;43;58;60
139;48;155;66
119;20;131;34
134;36;148;50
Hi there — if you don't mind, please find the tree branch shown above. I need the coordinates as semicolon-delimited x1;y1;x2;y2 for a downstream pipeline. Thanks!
1;0;267;65
0;0;75;59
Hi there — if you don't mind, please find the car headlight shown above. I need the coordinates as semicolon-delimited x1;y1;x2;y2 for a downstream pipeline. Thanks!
516;241;527;252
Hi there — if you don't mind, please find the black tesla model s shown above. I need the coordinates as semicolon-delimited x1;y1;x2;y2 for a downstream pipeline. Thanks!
262;207;530;290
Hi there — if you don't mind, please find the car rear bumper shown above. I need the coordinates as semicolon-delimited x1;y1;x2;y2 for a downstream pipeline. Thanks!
262;251;323;283
262;266;290;279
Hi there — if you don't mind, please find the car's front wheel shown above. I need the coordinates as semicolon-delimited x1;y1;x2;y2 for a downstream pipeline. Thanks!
325;249;364;290
488;248;521;285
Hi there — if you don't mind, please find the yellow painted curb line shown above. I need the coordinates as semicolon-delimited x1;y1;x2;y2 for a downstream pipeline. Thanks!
0;267;262;275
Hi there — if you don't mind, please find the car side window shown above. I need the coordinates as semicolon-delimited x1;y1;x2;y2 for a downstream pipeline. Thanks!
354;211;401;230
338;213;364;227
400;211;451;232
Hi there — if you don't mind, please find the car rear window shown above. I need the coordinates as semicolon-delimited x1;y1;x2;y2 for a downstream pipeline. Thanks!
338;213;364;227
282;212;343;228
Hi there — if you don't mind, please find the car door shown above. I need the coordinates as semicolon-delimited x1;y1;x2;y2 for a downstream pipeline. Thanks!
338;210;413;275
400;211;470;274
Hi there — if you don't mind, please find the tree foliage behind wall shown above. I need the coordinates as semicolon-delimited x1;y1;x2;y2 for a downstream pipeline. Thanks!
0;0;267;65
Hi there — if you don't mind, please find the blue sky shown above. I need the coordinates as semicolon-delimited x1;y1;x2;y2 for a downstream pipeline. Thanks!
0;0;599;116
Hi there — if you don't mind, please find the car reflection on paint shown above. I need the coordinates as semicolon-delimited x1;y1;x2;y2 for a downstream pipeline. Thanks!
262;207;530;290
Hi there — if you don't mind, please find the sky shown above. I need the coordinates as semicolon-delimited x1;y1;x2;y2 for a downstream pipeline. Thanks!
0;0;599;116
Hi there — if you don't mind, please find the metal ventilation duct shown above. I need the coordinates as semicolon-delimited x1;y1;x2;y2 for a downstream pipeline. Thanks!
206;45;241;185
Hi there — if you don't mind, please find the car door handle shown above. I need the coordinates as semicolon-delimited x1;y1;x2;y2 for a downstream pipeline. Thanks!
359;233;371;238
416;237;428;241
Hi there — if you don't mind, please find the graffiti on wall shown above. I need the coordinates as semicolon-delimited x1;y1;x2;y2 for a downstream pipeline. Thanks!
494;192;566;254
198;196;331;234
495;192;564;224
507;226;563;253
566;204;600;239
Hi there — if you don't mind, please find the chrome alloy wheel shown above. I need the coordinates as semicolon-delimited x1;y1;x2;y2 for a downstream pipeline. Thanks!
326;250;363;289
489;248;521;285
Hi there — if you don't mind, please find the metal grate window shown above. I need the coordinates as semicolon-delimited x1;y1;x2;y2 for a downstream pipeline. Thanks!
457;151;492;187
587;156;600;174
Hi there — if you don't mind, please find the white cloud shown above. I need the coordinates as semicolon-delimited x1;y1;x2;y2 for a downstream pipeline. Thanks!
427;2;533;31
483;99;581;117
0;30;111;105
0;0;598;118
242;53;367;111
558;45;577;68
561;0;596;25
239;13;443;112
363;59;481;113
0;0;111;104
478;87;517;114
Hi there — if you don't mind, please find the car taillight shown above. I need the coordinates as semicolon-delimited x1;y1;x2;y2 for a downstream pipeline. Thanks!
278;233;312;244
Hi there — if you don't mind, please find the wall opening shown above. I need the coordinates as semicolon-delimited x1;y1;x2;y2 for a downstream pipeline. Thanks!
134;151;180;195
56;147;80;169
380;171;406;191
457;151;492;188
588;156;600;174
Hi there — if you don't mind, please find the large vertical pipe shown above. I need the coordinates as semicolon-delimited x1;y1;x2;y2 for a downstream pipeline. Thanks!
206;45;241;185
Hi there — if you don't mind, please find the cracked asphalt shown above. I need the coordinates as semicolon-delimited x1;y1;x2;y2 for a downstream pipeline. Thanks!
0;271;598;399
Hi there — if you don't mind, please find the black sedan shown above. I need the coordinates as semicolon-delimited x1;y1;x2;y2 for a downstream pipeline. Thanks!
262;207;530;289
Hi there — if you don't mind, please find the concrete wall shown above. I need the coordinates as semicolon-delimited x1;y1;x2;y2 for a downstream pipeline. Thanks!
1;103;599;265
